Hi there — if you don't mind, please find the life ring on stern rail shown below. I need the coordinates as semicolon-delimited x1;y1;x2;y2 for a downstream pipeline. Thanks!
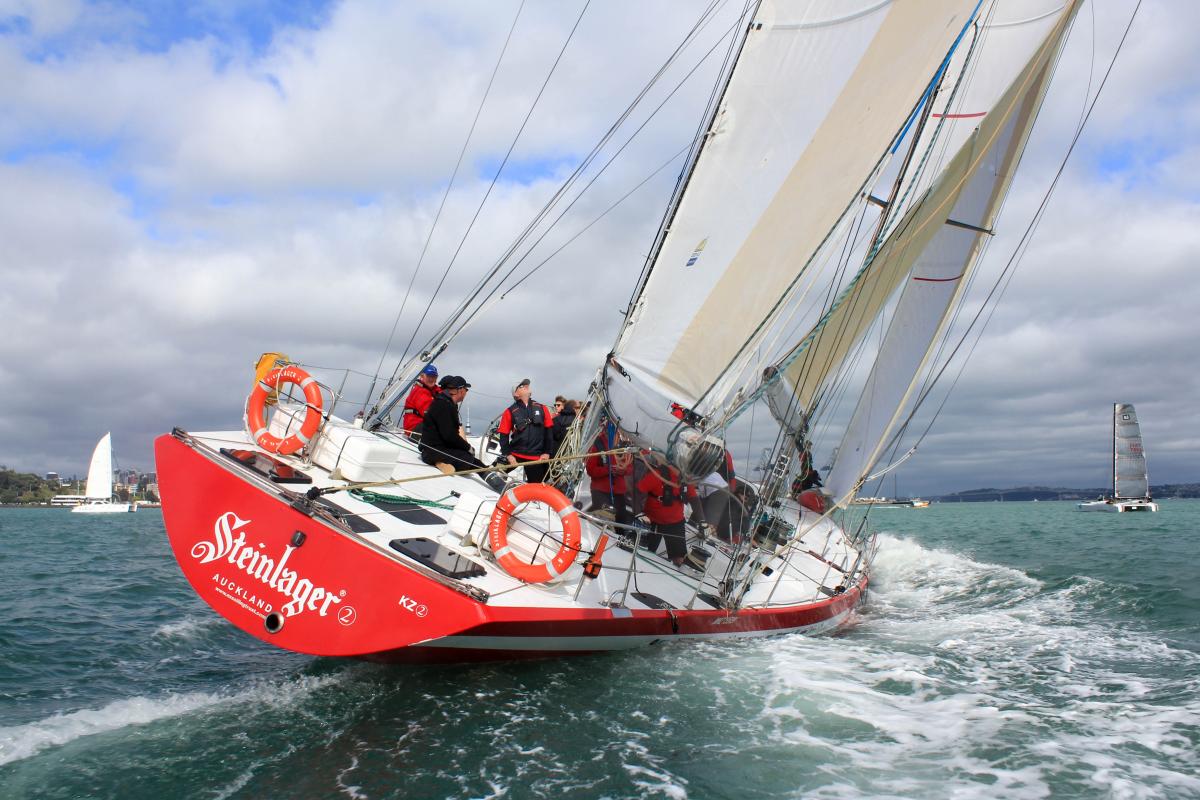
488;484;582;583
246;365;324;456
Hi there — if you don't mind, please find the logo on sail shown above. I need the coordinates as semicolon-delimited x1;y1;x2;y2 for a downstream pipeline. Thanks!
191;512;344;619
685;238;708;267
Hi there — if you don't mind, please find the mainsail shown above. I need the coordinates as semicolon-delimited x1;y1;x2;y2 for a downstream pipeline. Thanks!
1114;403;1150;499
84;433;115;500
604;0;984;458
823;0;1082;499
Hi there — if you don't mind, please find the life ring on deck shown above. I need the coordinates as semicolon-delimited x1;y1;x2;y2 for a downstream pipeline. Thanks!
246;365;324;455
488;484;582;583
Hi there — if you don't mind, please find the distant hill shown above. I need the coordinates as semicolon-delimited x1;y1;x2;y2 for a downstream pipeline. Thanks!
932;483;1200;502
0;467;60;504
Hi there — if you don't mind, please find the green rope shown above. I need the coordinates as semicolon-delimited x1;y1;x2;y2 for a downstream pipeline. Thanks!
349;488;456;511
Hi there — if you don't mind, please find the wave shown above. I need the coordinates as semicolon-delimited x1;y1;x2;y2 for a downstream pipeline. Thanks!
0;673;343;767
743;533;1200;798
152;616;219;640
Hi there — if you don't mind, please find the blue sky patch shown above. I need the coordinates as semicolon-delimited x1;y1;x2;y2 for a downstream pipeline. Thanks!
3;0;334;62
475;153;578;186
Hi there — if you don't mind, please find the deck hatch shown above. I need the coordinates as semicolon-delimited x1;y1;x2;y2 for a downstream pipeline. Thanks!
388;538;486;579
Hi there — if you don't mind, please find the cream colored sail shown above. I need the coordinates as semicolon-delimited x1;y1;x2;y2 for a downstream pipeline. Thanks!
606;0;982;449
824;0;1081;499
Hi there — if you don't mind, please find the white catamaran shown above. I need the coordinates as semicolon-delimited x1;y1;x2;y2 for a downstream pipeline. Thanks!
156;1;1097;662
1077;403;1158;513
71;433;134;514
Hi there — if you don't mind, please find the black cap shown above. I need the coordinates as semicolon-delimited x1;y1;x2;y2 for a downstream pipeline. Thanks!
439;375;471;389
512;377;531;394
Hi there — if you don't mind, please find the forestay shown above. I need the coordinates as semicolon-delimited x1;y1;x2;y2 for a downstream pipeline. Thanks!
606;0;982;452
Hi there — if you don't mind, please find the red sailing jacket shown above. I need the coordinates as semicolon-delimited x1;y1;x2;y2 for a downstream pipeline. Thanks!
401;382;441;433
637;467;697;525
585;432;632;494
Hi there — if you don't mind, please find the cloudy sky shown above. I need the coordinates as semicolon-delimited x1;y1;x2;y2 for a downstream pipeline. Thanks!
1;0;1195;495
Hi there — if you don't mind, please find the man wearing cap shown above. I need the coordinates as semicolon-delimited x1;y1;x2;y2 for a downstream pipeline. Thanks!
401;364;441;437
417;375;488;474
497;378;555;483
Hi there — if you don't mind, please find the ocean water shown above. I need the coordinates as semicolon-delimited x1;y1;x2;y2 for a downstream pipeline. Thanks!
1;501;1197;799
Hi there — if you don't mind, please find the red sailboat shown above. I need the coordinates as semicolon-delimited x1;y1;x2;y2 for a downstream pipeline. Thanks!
158;1;1081;662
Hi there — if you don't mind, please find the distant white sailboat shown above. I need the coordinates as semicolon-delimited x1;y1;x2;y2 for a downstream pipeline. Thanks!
1077;404;1158;513
71;433;134;514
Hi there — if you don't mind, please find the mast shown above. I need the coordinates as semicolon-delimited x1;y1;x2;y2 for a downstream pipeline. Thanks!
1111;401;1117;498
619;2;762;322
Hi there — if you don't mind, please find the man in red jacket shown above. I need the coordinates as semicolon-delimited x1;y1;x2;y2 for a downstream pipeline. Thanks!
401;364;441;436
497;378;555;483
585;428;633;526
636;458;698;566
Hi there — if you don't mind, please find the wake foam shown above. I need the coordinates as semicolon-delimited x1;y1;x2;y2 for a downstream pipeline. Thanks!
0;673;342;767
747;533;1200;798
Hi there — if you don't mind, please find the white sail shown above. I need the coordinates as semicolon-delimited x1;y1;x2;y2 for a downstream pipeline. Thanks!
606;0;983;451
1114;403;1149;499
824;0;1081;499
781;0;1078;410
84;432;115;500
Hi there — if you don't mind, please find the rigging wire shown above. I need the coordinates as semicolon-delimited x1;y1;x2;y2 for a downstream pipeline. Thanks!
436;0;742;346
394;0;594;374
456;12;752;331
364;1;742;427
387;0;734;374
362;1;528;412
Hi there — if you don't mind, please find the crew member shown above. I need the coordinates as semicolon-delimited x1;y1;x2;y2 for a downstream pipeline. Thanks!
497;378;555;483
585;426;633;526
696;449;738;538
417;375;487;474
552;399;578;455
401;364;441;436
636;456;698;567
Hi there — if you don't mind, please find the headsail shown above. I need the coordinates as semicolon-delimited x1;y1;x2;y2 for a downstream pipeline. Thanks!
823;0;1083;500
84;433;114;500
603;0;983;460
1114;403;1150;499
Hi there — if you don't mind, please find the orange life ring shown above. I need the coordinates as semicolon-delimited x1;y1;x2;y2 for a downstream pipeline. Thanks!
488;484;582;583
246;365;324;455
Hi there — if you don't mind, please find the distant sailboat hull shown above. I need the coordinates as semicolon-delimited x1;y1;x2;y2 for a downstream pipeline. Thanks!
71;501;134;514
1076;500;1159;513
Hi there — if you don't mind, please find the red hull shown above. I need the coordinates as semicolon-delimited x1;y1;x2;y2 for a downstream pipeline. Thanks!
156;434;866;662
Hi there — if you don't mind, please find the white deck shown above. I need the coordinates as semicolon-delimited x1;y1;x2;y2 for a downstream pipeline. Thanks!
189;407;867;615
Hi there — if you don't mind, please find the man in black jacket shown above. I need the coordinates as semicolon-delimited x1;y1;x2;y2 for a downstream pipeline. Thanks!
417;375;488;474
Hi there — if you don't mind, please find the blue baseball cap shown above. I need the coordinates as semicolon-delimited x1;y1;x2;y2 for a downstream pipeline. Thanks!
421;364;438;377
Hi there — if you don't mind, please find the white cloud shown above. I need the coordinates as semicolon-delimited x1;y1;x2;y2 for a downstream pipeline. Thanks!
0;0;1195;497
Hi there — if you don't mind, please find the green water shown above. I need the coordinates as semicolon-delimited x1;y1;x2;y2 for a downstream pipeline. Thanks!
1;501;1197;799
